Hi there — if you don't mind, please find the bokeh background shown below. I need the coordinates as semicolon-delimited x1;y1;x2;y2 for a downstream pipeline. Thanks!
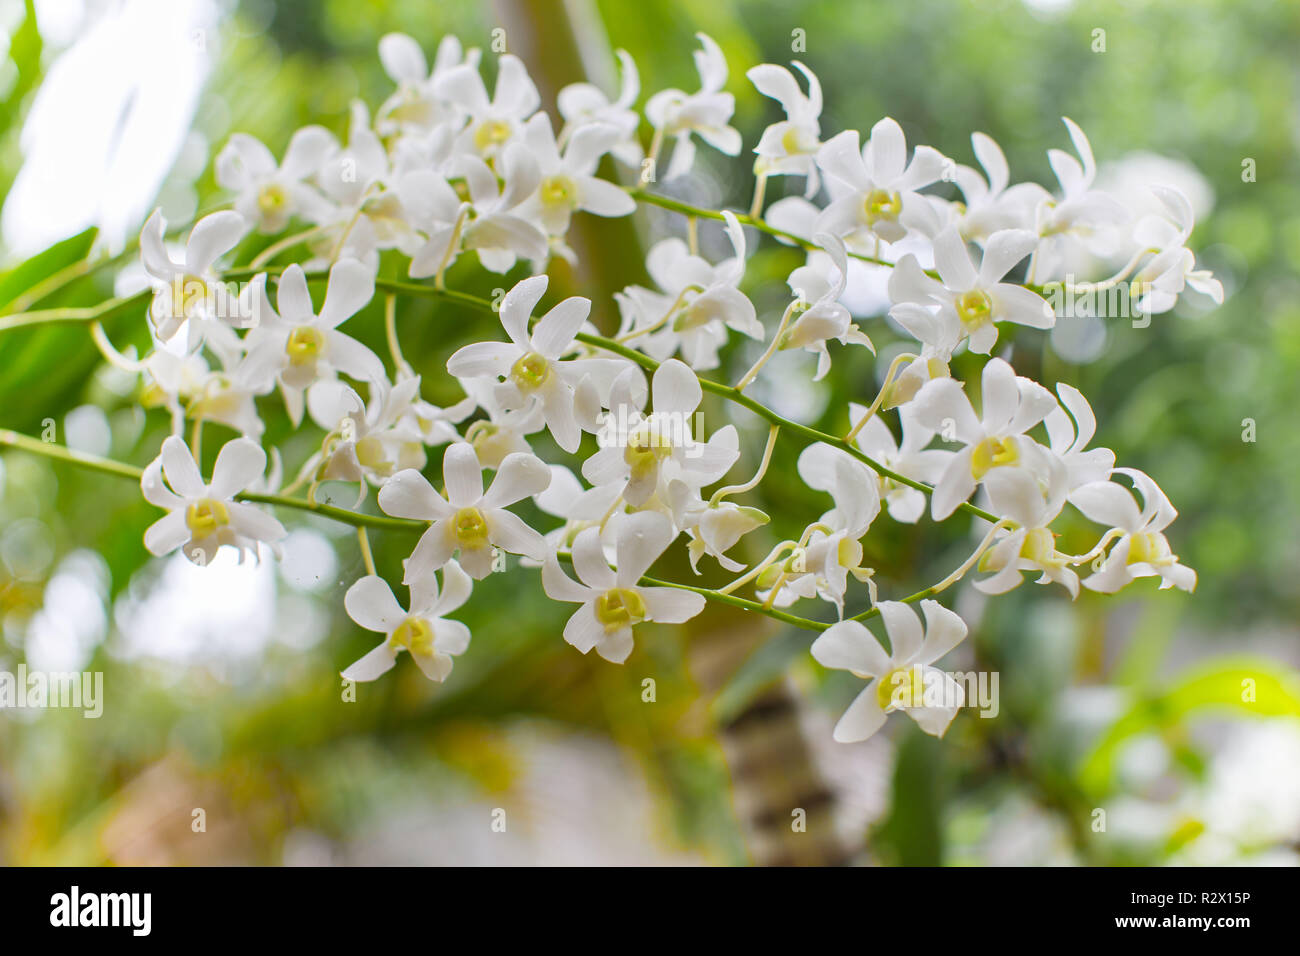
0;0;1297;865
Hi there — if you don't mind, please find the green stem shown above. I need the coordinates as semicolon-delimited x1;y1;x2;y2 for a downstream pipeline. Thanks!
628;186;901;269
626;186;1050;295
0;289;151;334
0;428;425;534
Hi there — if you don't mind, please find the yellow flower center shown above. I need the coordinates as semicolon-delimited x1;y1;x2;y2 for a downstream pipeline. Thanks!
956;289;994;330
257;183;289;216
474;119;513;152
863;188;903;223
1021;527;1067;567
876;665;927;711
389;616;435;657
1127;531;1172;566
780;126;815;155
510;351;551;391
355;436;391;474
452;506;490;549
286;325;326;365
594;587;647;634
540;175;577;207
837;536;863;569
970;436;1018;480
166;274;210;317
624;421;674;478
465;420;500;451
185;498;230;538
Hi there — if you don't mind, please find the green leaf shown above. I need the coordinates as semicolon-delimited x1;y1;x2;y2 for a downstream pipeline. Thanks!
0;226;99;311
1079;657;1300;797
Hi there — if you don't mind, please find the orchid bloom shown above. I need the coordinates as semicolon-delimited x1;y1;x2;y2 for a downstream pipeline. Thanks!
141;436;286;565
447;274;626;453
140;209;251;344
242;260;382;423
891;226;1055;355
815;117;950;245
342;560;473;682
910;357;1058;519
542;512;706;663
215;127;337;233
646;33;742;180
378;442;551;580
582;359;739;508
811;600;969;742
1072;468;1197;594
748;60;823;196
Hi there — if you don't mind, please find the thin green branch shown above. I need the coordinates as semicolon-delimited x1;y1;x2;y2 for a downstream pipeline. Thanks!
0;429;425;534
626;186;1050;295
0;289;151;334
640;575;830;631
627;187;897;270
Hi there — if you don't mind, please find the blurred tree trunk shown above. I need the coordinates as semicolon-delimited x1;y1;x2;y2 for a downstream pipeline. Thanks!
491;0;850;865
491;0;648;316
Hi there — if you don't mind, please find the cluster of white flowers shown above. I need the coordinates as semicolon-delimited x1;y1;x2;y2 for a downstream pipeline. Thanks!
126;33;1216;742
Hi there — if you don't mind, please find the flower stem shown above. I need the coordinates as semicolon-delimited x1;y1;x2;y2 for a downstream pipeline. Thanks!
843;351;916;442
735;299;799;390
0;429;425;534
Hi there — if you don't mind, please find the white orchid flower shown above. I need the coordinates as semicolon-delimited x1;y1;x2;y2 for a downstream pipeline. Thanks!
617;211;761;370
758;442;880;614
883;298;966;408
976;449;1079;598
517;113;636;236
909;357;1057;519
342;560;473;682
446;274;625;453
814;117;950;245
892;226;1055;355
748;60;823;196
395;166;469;280
849;402;949;523
455;145;549;273
435;53;540;159
145;336;270;440
542;512;706;663
646;33;742;180
215;127;337;233
582;358;739;507
811;600;969;742
782;232;874;379
305;376;427;493
457;375;548;469
1033;117;1130;277
951;131;1050;242
375;33;477;134
141;435;286;565
241;260;382;423
557;49;643;167
140;209;251;344
1072;467;1196;594
378;442;551;581
1127;185;1224;314
665;477;768;573
1043;382;1115;490
312;103;420;262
